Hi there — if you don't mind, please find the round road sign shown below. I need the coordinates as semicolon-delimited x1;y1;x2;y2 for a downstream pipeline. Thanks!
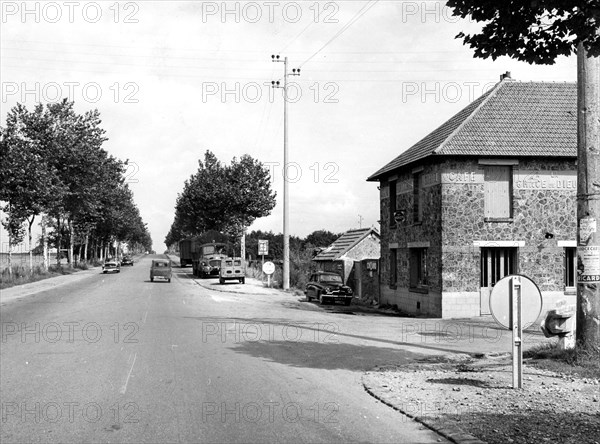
262;261;275;275
489;274;543;329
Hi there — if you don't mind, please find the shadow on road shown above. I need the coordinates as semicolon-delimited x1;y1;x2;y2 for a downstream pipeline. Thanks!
182;315;487;362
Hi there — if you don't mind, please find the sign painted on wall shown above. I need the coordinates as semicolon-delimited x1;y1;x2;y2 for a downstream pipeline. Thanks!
442;170;484;184
514;171;577;190
577;246;600;283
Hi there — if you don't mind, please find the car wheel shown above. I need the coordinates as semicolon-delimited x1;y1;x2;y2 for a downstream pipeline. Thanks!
219;277;224;285
344;298;351;306
150;277;154;282
240;278;245;284
168;278;171;283
306;293;311;302
103;271;107;274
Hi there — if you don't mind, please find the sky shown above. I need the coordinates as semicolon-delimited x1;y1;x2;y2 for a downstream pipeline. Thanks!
0;1;577;252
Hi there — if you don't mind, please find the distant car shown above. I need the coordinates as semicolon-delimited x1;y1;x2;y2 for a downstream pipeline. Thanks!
150;259;172;283
219;257;246;284
121;256;134;266
103;260;121;274
305;271;353;305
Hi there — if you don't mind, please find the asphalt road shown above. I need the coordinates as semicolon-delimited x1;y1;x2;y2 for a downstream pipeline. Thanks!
0;254;453;443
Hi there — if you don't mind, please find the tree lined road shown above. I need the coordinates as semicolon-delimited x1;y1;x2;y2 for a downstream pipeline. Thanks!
1;255;449;443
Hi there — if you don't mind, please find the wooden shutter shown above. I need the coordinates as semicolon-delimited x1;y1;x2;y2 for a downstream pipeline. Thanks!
484;166;511;218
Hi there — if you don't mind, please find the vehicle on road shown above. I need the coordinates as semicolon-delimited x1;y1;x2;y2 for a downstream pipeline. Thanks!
121;256;134;266
219;257;246;284
150;259;172;283
178;239;194;267
102;260;121;274
305;271;353;305
192;242;227;278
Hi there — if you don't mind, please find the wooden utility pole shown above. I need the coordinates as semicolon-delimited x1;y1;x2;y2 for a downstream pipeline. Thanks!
576;43;600;348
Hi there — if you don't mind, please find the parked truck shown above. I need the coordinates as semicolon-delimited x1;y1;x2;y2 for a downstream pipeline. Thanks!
192;242;228;278
178;239;195;267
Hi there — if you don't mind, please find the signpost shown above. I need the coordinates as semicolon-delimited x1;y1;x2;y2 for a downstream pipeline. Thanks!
262;261;275;288
489;274;542;389
258;239;269;271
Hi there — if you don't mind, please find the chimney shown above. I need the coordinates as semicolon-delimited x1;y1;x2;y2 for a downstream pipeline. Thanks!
500;71;512;81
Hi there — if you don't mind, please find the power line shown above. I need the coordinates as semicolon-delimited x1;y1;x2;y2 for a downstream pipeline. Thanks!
300;0;380;68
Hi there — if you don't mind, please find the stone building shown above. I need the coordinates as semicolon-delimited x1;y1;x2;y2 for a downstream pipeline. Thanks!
313;227;380;291
367;79;577;318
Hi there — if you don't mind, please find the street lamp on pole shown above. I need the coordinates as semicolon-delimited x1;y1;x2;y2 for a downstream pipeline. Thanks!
271;54;300;290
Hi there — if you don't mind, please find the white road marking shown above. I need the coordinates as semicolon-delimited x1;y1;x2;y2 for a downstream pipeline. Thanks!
120;352;137;395
142;310;148;324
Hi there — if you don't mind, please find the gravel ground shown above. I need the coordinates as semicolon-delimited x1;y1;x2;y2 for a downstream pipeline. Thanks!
363;354;600;444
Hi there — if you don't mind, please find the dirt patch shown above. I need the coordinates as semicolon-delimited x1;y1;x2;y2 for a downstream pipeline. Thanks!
363;354;600;444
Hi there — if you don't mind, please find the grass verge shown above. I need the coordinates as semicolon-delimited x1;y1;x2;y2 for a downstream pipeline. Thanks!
524;341;600;379
0;262;94;290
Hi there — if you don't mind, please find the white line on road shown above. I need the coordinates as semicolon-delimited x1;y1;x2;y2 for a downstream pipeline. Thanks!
143;310;148;324
120;352;137;395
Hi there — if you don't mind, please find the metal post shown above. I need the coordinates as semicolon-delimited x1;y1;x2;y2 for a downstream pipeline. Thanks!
511;276;523;389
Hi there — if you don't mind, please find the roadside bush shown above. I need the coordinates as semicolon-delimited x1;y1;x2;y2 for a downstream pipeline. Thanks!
0;265;50;288
75;261;89;270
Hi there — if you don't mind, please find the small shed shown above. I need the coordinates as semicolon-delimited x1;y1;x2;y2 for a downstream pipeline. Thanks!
313;228;380;285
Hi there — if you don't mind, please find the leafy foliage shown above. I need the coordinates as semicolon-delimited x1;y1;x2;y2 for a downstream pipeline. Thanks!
0;100;153;262
447;1;600;64
166;150;276;245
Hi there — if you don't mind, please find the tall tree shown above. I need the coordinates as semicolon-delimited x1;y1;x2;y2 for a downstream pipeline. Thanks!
0;104;63;271
447;0;600;348
169;150;276;244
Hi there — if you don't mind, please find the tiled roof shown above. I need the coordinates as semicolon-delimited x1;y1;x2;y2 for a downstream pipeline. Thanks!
367;80;577;181
313;228;379;261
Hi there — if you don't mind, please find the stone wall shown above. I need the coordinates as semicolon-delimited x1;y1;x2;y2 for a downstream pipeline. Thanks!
378;157;577;318
440;158;577;294
379;162;444;316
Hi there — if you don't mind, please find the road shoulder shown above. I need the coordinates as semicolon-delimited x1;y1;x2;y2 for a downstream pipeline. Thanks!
362;353;600;444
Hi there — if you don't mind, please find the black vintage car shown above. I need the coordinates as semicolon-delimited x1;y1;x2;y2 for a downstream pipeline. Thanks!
121;256;134;266
305;271;353;305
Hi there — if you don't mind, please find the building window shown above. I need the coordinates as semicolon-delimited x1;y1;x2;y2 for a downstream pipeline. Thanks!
480;248;516;287
565;247;576;291
413;172;423;223
388;179;397;226
409;248;428;289
484;166;512;219
389;248;397;286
